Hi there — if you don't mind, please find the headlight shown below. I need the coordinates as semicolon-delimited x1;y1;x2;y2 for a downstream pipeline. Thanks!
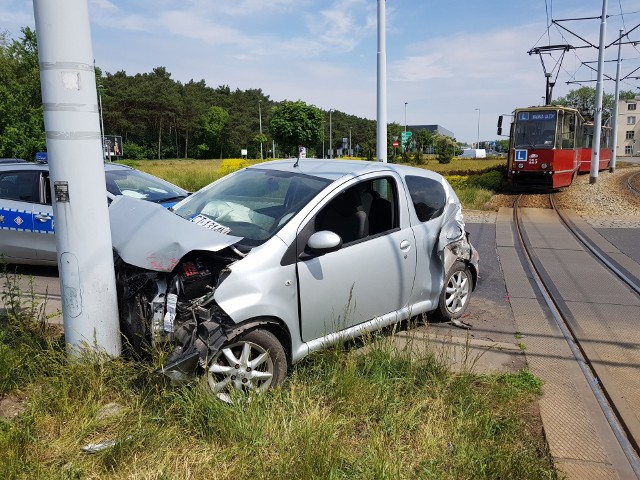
518;163;524;169
541;163;548;169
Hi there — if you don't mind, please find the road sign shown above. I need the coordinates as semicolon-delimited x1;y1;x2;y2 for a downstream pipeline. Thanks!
393;141;399;147
401;131;413;146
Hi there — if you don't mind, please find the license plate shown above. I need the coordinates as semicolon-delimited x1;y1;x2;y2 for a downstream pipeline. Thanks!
191;214;231;234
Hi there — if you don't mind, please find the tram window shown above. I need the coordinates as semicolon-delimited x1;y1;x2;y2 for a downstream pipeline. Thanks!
560;112;575;149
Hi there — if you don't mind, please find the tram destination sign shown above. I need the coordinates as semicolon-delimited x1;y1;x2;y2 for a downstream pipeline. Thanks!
518;111;556;122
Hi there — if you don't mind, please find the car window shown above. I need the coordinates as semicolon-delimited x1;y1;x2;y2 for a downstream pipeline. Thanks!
315;176;398;245
0;171;39;202
173;168;331;247
405;175;446;222
105;168;187;204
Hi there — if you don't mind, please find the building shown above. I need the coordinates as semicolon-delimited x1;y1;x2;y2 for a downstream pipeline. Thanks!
409;124;455;138
617;97;640;157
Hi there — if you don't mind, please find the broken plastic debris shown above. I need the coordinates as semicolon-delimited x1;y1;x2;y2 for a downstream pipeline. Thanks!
82;435;131;453
450;319;472;329
82;439;117;453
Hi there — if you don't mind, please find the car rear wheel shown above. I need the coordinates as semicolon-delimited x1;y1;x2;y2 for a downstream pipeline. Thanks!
438;261;472;320
206;329;287;403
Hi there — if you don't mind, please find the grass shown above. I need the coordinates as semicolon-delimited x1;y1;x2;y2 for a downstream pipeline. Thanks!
121;157;504;210
1;269;556;479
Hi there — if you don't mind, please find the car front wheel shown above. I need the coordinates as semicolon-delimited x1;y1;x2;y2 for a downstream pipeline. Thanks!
438;261;472;320
206;329;287;403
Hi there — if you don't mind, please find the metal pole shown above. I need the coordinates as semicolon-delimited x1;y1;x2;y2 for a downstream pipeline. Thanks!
258;101;263;160
475;108;480;149
404;102;408;152
349;127;352;156
591;0;608;184
377;0;387;162
329;109;333;159
97;84;105;161
611;28;623;172
33;0;121;357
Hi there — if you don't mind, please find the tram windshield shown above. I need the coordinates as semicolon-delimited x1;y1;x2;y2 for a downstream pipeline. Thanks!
513;110;558;149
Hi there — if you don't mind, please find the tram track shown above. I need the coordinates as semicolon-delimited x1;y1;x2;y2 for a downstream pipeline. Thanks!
513;195;640;477
628;170;640;196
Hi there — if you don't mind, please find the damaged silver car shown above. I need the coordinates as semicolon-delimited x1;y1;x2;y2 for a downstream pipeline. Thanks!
110;159;479;401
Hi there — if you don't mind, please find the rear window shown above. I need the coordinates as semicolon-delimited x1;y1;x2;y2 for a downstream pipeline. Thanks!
405;175;446;222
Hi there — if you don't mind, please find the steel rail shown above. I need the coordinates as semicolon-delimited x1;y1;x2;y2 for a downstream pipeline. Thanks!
550;194;640;296
513;196;640;477
627;171;640;196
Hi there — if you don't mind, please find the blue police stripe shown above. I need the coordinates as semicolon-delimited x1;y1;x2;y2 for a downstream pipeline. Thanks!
0;207;55;234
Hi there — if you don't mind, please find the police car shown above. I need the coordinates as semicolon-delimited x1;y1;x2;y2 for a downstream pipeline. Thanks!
0;160;188;266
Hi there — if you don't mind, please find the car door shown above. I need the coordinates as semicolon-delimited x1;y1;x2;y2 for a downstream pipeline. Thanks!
404;175;448;306
33;172;56;262
0;170;40;262
296;174;417;342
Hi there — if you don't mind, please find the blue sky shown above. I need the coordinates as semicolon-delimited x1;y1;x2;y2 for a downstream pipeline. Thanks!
3;0;640;144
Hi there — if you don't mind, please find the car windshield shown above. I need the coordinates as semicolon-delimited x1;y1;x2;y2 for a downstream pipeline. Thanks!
173;167;332;247
105;168;188;204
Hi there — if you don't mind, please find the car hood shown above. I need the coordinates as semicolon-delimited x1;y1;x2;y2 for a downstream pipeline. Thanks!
109;195;242;272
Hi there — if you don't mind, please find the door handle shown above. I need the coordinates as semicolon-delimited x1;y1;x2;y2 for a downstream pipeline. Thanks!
35;214;51;222
399;240;411;251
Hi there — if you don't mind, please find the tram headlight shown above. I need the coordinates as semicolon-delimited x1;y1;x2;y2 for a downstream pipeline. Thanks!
541;163;548;169
518;163;524;169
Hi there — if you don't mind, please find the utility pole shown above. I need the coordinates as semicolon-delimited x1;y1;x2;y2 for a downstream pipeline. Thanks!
475;108;481;149
404;102;408;152
377;0;387;162
591;0;608;184
33;0;121;356
611;28;623;172
349;127;352;157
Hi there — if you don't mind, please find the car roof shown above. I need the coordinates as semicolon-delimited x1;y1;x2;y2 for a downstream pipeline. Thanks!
0;161;133;171
250;158;444;181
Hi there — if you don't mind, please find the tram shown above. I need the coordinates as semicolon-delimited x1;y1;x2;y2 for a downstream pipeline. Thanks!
501;106;612;189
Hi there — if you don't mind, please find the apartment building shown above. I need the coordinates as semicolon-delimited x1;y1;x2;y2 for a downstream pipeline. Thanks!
617;97;640;157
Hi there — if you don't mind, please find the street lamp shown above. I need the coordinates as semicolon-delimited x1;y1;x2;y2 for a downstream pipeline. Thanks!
475;108;480;149
97;84;105;161
258;100;263;160
329;109;333;159
404;102;408;151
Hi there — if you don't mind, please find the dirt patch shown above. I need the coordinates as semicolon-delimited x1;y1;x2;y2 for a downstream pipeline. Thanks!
0;393;27;420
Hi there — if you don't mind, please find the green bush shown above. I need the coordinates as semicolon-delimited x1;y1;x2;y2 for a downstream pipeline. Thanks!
467;170;503;190
445;175;469;190
123;142;152;160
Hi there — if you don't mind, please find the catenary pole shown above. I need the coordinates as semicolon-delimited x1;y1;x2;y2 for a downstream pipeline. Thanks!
611;28;623;172
33;0;121;357
590;0;608;184
377;0;387;162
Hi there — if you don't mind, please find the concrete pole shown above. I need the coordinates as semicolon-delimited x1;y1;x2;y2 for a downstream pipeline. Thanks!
377;0;387;162
33;0;121;357
590;0;608;184
611;28;623;173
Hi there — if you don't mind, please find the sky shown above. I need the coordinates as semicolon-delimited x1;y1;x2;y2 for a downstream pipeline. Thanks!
3;0;640;144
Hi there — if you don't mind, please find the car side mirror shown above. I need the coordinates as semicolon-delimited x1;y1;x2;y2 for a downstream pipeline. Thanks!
306;230;342;256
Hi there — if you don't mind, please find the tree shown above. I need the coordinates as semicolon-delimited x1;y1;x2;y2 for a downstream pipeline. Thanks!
553;86;636;123
0;27;46;160
433;134;458;164
269;101;323;157
201;106;229;158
